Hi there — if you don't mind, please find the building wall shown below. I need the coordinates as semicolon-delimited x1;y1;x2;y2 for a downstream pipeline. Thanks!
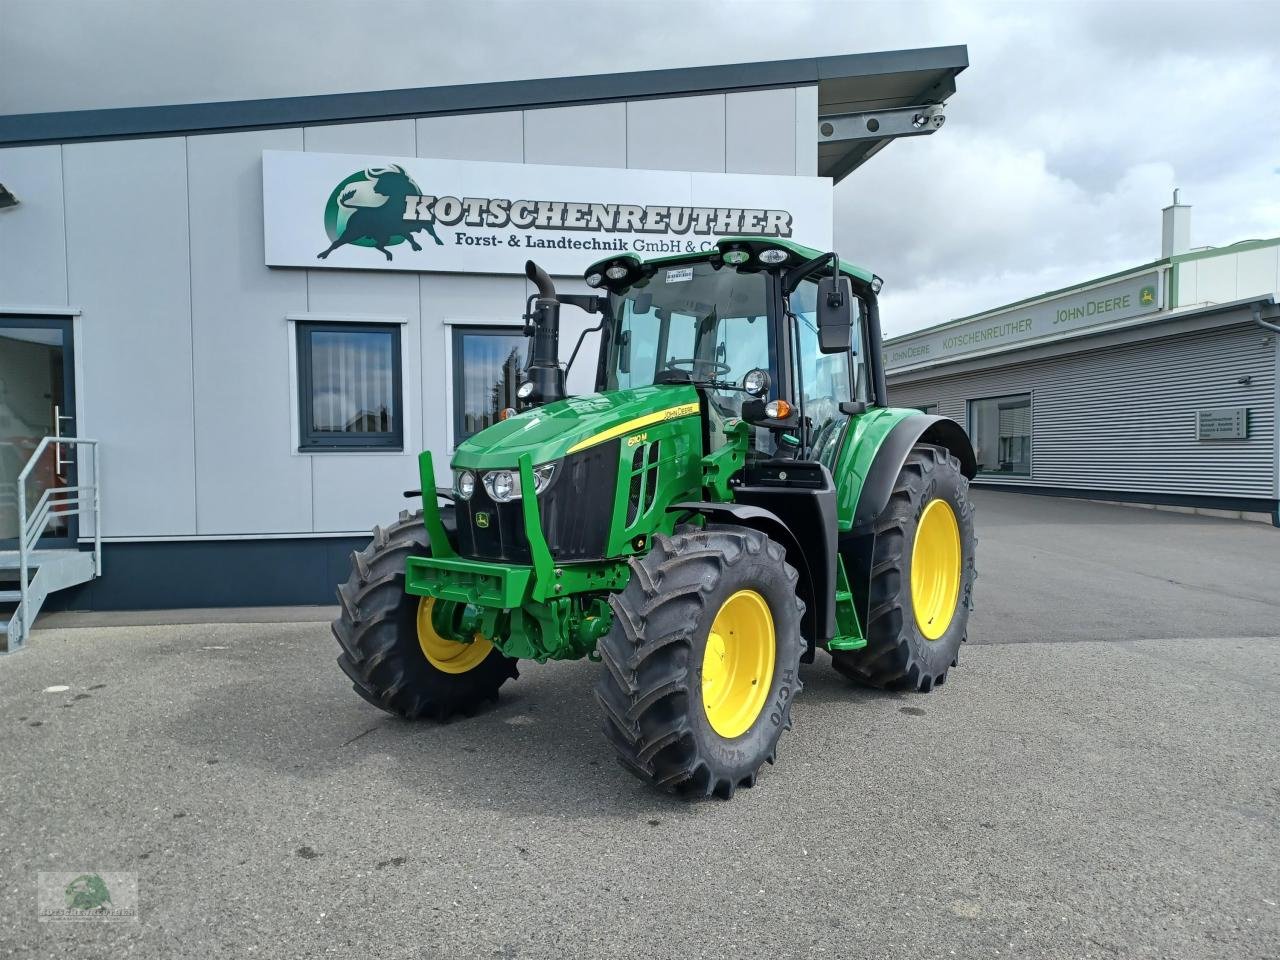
0;88;819;545
890;319;1278;502
1174;241;1280;309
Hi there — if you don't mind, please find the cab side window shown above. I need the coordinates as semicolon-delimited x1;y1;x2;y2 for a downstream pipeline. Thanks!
788;279;866;465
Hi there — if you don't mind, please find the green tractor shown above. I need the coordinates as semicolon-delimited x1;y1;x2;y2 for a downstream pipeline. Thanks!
333;237;977;798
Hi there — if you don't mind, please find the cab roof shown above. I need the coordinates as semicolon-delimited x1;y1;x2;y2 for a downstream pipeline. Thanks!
586;237;877;286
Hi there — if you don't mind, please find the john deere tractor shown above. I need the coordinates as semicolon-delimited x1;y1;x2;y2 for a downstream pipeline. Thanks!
333;237;977;798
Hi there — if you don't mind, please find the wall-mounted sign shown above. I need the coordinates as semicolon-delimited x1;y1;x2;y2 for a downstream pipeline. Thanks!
262;151;833;276
884;271;1163;371
1196;407;1248;440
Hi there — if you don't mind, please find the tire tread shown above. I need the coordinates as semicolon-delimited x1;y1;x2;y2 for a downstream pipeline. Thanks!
832;444;976;692
330;509;518;721
595;525;805;798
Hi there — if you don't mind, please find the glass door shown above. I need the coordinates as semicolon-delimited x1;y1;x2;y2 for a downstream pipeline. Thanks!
0;317;76;549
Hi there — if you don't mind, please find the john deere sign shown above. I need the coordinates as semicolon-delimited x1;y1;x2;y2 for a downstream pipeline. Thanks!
263;150;833;275
884;272;1163;371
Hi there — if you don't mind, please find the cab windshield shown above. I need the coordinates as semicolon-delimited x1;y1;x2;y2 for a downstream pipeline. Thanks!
604;261;771;402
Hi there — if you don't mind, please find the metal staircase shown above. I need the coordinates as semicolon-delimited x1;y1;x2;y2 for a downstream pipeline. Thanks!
0;436;101;653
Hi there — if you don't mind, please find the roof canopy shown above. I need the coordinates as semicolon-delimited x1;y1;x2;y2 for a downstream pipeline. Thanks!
814;47;966;180
0;46;966;180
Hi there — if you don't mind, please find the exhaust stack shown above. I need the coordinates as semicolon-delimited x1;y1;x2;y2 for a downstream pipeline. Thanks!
524;260;566;404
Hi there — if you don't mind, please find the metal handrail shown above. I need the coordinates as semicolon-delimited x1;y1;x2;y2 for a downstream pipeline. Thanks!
24;489;93;553
14;436;100;641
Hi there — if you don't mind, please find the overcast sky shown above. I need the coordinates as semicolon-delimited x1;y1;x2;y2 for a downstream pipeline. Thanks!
3;0;1277;336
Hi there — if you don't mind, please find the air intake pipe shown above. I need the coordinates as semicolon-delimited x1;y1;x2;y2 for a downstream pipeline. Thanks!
524;260;566;404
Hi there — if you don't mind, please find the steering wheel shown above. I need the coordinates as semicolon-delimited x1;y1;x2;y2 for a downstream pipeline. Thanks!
664;358;732;378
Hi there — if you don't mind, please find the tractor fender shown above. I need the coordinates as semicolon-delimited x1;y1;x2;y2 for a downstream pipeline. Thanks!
669;500;826;658
851;415;976;532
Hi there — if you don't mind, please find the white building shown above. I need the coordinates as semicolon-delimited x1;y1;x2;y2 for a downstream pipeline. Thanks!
0;47;968;619
886;199;1280;525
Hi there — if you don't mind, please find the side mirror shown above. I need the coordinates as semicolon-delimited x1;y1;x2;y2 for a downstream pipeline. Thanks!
816;276;853;354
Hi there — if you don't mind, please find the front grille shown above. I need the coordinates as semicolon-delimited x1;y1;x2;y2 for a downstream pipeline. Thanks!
454;485;531;564
540;440;619;561
454;439;621;565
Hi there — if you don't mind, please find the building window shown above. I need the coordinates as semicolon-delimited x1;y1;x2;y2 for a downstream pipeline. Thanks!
968;393;1031;477
915;403;939;415
296;322;403;450
452;326;525;444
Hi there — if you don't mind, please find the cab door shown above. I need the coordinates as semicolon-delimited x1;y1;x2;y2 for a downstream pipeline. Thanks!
786;278;865;466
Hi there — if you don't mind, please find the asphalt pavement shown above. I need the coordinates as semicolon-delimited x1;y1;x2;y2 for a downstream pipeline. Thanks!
1;491;1277;959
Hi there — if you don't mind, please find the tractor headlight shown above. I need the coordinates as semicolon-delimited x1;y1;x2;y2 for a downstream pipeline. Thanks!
721;249;750;266
483;470;517;502
480;463;558;502
585;272;603;288
532;462;557;493
742;368;770;396
604;264;630;281
455;470;476;501
757;248;788;265
517;380;536;400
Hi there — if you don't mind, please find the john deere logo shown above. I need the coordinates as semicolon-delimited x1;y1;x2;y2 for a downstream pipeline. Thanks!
1140;285;1156;306
64;874;111;912
475;512;490;529
317;165;444;262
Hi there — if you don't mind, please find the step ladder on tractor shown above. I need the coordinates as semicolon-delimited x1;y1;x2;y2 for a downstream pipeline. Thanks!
0;436;101;653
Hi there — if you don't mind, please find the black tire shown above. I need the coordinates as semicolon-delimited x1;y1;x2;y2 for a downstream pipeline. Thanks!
331;509;518;721
595;525;805;798
832;443;976;692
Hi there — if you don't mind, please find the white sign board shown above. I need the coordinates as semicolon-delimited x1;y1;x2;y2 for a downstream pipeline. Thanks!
262;151;833;276
884;271;1163;371
1197;407;1248;440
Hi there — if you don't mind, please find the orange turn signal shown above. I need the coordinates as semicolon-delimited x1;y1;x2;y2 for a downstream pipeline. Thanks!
764;399;791;419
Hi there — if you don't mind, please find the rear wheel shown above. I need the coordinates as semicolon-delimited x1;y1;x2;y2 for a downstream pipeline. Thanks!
595;525;805;798
331;510;518;721
831;444;976;691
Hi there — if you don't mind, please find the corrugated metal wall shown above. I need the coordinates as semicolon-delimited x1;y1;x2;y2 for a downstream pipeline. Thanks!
890;322;1278;498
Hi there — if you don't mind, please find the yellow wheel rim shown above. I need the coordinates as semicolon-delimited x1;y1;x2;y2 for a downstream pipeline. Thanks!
416;597;492;674
911;498;962;640
701;589;776;739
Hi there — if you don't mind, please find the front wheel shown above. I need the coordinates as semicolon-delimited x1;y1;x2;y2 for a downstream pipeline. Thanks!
831;444;976;691
331;510;518;721
595;525;805;798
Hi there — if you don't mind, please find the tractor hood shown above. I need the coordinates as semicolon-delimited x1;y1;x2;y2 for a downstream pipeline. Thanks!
452;384;701;470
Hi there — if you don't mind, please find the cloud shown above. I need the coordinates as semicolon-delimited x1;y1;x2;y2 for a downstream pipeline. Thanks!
838;131;1182;336
835;1;1280;336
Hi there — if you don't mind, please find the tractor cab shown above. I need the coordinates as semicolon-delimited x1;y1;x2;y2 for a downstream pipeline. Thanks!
586;238;883;466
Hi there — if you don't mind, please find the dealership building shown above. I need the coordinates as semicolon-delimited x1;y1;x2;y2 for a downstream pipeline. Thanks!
0;46;967;627
886;200;1280;525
